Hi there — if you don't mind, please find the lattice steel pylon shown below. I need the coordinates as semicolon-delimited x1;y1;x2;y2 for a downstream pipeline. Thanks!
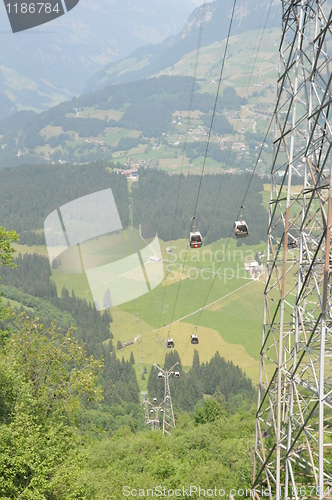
154;363;179;435
148;403;162;431
253;0;332;498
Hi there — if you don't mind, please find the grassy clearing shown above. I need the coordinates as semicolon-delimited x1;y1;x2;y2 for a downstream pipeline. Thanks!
182;279;264;361
52;271;93;303
115;237;268;382
13;244;48;256
40;125;64;138
103;128;140;147
127;144;148;156
77;108;124;121
1;296;33;312
45;228;269;383
110;307;261;384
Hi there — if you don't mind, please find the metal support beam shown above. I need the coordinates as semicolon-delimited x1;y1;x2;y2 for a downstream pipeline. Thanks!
253;0;332;496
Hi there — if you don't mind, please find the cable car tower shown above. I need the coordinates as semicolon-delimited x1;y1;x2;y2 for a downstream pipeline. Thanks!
142;394;163;430
254;0;332;497
154;362;179;435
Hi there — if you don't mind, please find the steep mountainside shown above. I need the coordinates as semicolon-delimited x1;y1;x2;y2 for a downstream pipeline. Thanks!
0;0;195;117
84;0;280;93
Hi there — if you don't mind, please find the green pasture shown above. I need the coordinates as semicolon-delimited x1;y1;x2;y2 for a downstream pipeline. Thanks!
103;128;140;147
1;296;33;312
116;237;268;382
52;271;93;302
51;230;148;302
46;227;269;382
72;107;124;121
13;243;48;256
157;28;279;100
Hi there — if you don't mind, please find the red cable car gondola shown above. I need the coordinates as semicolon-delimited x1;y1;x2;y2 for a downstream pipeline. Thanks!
189;216;203;248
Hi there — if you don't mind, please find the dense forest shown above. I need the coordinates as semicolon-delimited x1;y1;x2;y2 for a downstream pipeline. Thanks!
148;350;256;414
0;253;112;358
132;169;268;244
0;226;261;497
0;247;144;435
0;163;268;248
0;311;256;498
0;313;256;498
0;161;130;237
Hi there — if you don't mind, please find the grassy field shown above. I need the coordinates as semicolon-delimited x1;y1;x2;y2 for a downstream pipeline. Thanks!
9;190;274;387
45;225;270;384
1;296;33;312
117;237;270;384
13;243;48;256
157;28;280;102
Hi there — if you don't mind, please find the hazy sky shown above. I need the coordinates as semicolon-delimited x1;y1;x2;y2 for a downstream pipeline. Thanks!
191;0;209;5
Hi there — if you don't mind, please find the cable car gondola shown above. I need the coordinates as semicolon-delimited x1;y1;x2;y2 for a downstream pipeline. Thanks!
191;327;199;345
189;216;203;248
158;372;163;380
191;334;199;345
167;338;175;348
174;371;180;379
234;205;249;238
153;397;157;403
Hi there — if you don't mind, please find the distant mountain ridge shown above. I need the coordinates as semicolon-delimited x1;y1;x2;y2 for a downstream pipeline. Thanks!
84;0;280;93
0;0;195;118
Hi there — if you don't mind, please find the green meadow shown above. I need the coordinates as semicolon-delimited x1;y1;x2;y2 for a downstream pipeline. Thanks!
10;184;277;386
46;227;271;384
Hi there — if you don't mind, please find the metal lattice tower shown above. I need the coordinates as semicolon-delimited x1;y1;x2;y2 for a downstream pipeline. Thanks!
142;394;163;430
142;393;150;425
254;0;332;497
149;403;162;431
154;363;179;435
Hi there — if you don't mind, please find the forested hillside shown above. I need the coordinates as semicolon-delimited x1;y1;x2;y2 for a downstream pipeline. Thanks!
0;162;267;247
0;317;256;498
1;253;112;357
148;350;256;414
0;76;239;167
0;307;256;498
0;162;130;239
132;169;268;244
0;206;260;498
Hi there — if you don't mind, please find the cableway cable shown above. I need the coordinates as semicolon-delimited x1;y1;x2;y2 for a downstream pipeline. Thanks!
192;0;238;220
179;113;274;361
179;0;277;318
166;0;238;341
155;0;276;367
155;1;208;364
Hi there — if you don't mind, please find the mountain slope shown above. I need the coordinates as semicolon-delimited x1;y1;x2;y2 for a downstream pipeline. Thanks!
0;20;279;170
0;0;195;117
84;0;280;93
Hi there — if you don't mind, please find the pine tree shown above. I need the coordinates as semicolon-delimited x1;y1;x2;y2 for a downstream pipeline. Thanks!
130;352;135;364
193;349;200;371
103;288;112;309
